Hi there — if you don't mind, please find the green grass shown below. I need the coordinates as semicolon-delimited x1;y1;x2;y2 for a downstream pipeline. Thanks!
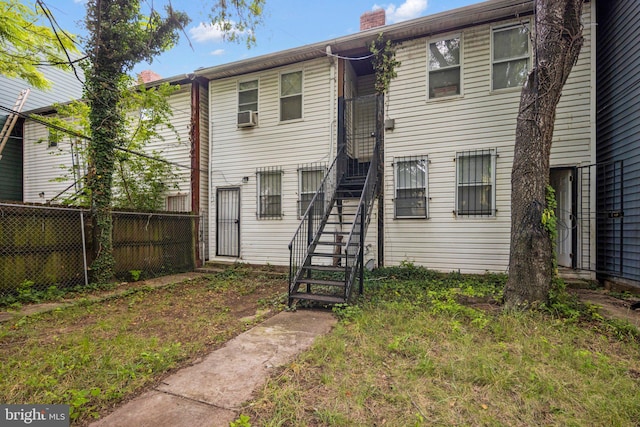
245;266;640;426
0;271;286;424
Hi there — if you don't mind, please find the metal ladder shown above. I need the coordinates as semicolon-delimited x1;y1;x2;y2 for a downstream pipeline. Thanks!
0;88;31;160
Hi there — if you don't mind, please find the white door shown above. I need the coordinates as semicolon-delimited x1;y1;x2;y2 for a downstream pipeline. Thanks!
550;169;573;267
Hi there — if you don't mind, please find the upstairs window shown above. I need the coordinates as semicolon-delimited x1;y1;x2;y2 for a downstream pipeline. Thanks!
238;80;258;112
492;24;530;90
280;71;302;121
47;128;60;148
394;156;428;218
257;167;282;219
428;36;461;99
298;167;325;217
456;149;496;217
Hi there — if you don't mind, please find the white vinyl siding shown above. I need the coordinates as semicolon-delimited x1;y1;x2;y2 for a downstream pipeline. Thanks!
23;84;194;207
428;35;462;99
209;58;335;265
491;23;530;90
382;4;593;274
394;156;428;218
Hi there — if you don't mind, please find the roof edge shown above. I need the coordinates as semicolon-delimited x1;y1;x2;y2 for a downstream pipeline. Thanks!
194;0;534;81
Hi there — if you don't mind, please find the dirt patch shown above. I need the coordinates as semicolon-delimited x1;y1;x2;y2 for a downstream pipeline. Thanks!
571;288;640;326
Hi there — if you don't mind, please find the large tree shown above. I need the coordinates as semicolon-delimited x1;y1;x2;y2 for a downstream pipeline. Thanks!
83;1;189;283
83;0;264;283
504;0;584;308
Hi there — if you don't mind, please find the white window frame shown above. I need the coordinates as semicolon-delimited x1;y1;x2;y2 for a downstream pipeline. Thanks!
455;149;497;217
257;169;283;219
279;70;303;122
491;22;531;91
394;156;429;219
298;167;325;218
238;79;259;113
427;34;463;100
166;193;189;212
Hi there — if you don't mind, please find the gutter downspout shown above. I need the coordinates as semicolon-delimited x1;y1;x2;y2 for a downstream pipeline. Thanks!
190;81;202;268
328;45;336;162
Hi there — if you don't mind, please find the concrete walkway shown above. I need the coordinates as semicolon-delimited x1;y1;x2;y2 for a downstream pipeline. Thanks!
90;310;337;427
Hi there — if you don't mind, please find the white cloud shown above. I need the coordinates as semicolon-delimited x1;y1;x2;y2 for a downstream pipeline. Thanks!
189;21;249;44
189;22;227;43
374;0;428;24
210;49;225;56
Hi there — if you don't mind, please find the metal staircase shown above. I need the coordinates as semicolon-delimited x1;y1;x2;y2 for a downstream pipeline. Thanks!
288;94;382;306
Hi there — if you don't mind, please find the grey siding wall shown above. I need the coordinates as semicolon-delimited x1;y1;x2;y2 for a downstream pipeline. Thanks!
596;0;640;283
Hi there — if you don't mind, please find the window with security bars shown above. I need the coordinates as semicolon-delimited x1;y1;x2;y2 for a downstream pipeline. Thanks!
280;71;302;121
394;156;428;218
298;166;325;217
257;168;282;219
456;149;496;216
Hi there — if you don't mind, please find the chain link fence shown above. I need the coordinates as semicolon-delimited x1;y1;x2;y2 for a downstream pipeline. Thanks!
0;202;200;300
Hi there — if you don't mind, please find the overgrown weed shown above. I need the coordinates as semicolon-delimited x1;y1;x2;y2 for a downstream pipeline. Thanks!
245;263;640;426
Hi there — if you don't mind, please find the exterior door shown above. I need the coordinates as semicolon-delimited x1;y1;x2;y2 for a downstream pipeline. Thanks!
550;169;573;268
216;187;240;257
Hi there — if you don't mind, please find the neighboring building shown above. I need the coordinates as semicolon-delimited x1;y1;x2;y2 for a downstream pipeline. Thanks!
596;0;640;289
0;65;84;201
21;74;211;260
195;0;596;302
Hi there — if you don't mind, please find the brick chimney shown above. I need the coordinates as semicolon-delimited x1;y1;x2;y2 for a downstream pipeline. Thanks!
138;70;162;84
360;9;386;31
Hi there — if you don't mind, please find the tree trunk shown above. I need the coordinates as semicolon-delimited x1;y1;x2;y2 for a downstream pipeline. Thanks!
504;0;584;308
86;64;122;284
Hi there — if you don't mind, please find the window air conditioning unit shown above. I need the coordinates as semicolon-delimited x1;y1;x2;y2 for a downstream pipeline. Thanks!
237;110;258;128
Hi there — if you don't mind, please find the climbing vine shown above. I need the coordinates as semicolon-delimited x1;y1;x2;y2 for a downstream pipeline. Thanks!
369;33;401;95
542;184;558;271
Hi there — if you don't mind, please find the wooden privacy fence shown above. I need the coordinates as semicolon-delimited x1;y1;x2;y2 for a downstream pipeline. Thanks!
0;202;199;296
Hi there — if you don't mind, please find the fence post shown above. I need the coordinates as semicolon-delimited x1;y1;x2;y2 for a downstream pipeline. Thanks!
80;210;89;287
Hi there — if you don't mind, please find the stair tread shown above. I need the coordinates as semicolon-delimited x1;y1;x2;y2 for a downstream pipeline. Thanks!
290;292;346;304
315;241;347;246
319;230;360;235
302;265;348;272
310;252;348;258
295;278;346;287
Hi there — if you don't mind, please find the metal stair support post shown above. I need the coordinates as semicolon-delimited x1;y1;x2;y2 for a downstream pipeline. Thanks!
0;89;31;160
359;192;365;295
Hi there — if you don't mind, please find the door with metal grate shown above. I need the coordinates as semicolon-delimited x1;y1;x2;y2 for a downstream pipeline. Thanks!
216;187;240;257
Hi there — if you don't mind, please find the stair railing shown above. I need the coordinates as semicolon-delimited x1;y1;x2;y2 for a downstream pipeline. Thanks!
289;145;347;297
343;131;381;300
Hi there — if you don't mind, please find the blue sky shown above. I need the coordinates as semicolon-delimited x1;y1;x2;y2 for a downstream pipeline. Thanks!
47;0;482;79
